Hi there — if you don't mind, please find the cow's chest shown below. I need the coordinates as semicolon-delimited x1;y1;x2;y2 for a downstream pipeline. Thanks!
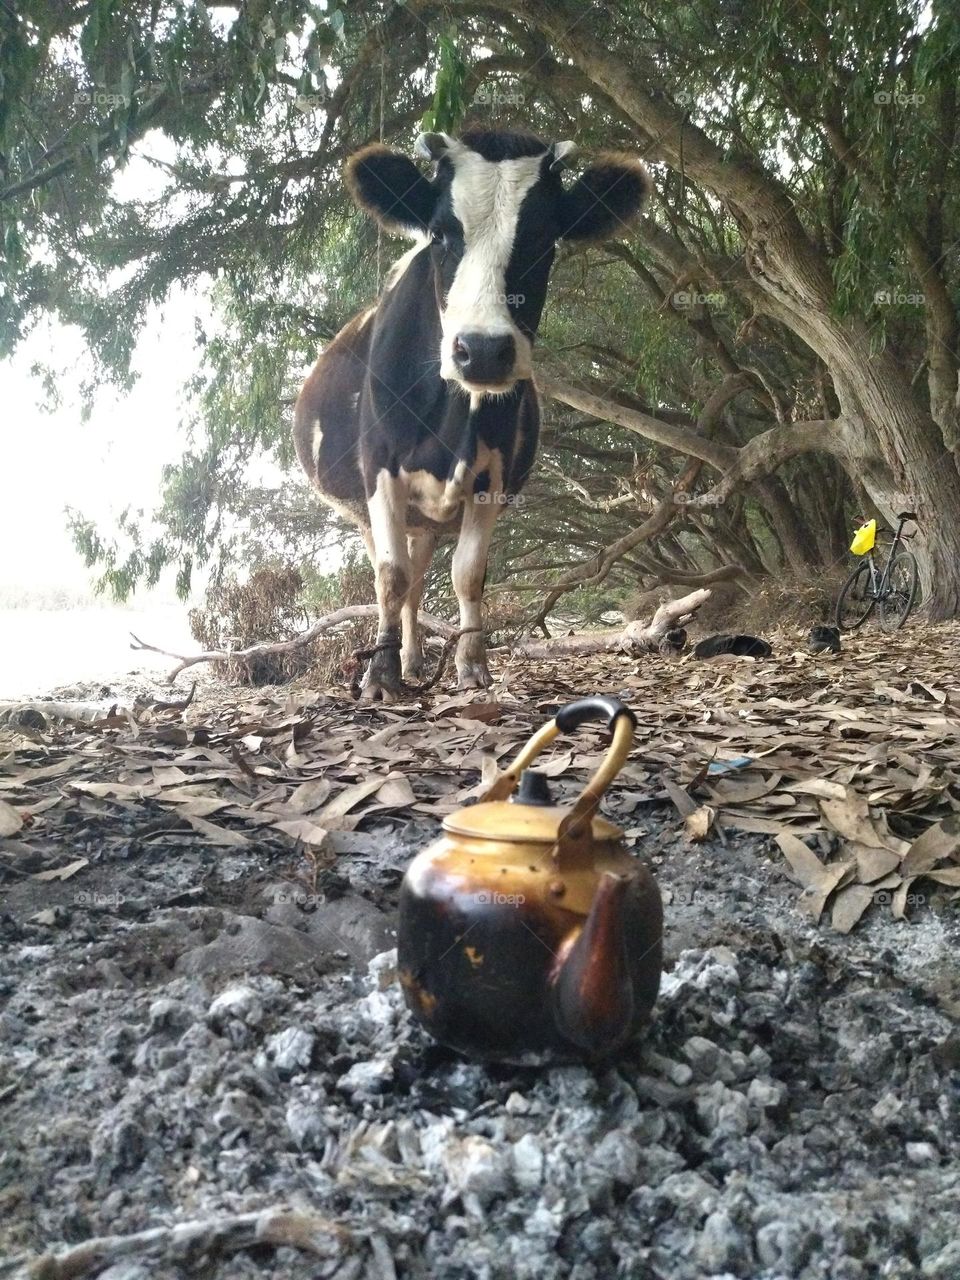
402;444;501;529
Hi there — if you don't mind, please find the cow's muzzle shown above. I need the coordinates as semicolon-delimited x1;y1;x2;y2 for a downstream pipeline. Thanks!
451;331;517;388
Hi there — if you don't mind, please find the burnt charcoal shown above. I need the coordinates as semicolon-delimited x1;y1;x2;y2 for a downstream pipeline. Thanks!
659;627;688;654
694;633;773;659
809;624;842;654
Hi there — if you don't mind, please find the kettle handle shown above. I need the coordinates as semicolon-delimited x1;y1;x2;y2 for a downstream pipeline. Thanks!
480;697;636;841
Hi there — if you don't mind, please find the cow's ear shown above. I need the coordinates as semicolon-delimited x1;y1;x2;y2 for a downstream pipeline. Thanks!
345;144;437;236
557;153;652;242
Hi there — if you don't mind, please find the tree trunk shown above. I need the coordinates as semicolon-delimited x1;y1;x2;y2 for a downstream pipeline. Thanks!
828;341;960;617
500;0;960;618
750;476;819;572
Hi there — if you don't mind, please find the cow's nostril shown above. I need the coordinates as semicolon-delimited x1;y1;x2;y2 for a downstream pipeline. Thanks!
452;336;471;368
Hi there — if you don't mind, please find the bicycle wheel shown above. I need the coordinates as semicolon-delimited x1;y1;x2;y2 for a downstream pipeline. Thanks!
878;549;919;631
836;561;876;630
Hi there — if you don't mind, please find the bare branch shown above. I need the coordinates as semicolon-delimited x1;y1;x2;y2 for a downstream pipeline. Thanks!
129;605;459;684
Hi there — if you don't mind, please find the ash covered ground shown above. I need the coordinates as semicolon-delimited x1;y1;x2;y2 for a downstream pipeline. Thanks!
2;793;959;1279
2;652;960;1278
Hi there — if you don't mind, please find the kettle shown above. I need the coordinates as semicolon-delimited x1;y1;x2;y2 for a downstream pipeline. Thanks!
397;696;663;1063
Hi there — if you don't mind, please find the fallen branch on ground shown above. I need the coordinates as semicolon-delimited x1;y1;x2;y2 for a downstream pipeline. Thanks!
0;701;134;729
128;591;710;688
512;589;711;658
130;605;460;683
15;1207;348;1279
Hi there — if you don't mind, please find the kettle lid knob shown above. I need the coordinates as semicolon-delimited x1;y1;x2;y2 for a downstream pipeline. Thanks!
512;769;553;806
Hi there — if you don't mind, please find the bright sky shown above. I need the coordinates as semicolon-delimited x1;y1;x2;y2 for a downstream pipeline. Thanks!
0;124;210;598
0;289;201;595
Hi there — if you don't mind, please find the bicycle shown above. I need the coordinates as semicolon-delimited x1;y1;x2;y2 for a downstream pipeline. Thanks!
835;511;920;632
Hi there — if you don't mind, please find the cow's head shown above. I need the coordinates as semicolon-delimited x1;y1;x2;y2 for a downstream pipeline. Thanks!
346;130;652;395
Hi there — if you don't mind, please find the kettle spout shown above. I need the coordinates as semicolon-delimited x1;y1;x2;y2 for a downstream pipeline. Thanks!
552;872;634;1053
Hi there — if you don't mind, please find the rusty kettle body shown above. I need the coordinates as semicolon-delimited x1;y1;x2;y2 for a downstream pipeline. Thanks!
397;697;663;1063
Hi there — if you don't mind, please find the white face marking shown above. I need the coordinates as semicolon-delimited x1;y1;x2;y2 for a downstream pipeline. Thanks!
439;151;544;390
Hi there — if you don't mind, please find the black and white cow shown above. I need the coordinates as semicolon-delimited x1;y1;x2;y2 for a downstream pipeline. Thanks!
294;129;650;699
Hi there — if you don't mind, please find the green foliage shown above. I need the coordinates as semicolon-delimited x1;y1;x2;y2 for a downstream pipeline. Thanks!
421;30;469;133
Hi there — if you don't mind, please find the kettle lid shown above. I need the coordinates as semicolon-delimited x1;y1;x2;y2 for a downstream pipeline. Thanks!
443;769;623;843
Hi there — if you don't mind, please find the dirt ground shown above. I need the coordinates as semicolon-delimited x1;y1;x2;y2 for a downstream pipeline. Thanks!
1;621;959;1278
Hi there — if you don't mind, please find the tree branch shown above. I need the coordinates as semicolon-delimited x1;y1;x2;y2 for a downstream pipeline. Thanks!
537;372;736;470
688;417;848;507
129;605;459;683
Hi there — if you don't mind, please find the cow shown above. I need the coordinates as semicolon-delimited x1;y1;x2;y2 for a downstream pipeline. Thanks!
293;129;651;700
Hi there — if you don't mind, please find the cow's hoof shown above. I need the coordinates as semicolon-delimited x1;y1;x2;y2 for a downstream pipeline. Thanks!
359;679;405;703
401;651;427;683
361;638;404;701
456;662;494;690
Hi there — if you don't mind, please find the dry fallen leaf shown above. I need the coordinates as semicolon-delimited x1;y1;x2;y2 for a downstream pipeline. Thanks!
182;815;250;847
663;776;698;818
0;799;23;837
850;843;901;884
819;791;888;850
286;778;333;814
273;818;330;847
684;805;716;842
901;816;960;876
312;778;385;829
441;701;502;724
926;867;960;886
776;832;854;923
376;775;417;807
830;883;876;933
33;858;89;883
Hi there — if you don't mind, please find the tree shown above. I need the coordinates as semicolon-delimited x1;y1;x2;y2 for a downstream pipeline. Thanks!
3;0;958;616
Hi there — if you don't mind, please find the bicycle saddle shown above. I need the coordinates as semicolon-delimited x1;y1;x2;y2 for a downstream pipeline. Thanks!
896;511;917;521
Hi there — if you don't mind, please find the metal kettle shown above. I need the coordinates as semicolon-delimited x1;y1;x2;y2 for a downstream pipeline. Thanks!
397;696;663;1063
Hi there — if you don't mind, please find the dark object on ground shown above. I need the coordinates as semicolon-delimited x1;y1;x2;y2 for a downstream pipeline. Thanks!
809;625;841;655
694;633;772;659
659;628;687;654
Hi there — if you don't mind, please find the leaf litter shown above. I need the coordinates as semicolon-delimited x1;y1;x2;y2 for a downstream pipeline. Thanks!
2;620;960;932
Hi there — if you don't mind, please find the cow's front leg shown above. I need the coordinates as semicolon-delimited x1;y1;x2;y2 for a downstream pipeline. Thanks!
451;488;500;689
363;470;410;702
401;528;438;682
